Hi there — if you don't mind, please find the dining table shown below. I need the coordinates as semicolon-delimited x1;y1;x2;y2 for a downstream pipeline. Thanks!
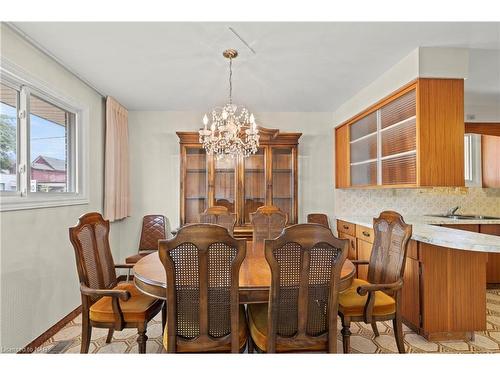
133;241;356;304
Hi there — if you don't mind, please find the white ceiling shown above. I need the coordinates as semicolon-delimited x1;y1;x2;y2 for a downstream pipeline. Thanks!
10;22;500;112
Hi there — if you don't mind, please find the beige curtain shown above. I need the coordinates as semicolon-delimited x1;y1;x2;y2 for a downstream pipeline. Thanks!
104;97;130;221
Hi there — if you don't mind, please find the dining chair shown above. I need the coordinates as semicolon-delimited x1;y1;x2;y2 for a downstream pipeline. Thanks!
69;212;164;353
247;224;348;353
307;213;330;228
250;205;288;245
338;211;412;354
199;206;237;236
125;214;167;264
159;224;248;353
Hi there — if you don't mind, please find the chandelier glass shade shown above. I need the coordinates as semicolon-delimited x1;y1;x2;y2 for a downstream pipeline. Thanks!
199;49;259;159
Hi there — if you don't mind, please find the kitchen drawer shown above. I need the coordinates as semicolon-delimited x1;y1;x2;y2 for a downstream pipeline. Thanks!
337;220;355;236
339;232;357;260
356;225;374;244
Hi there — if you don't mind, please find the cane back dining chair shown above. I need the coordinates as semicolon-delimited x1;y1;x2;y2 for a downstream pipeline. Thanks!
250;205;288;245
69;212;164;353
159;224;248;353
125;214;167;264
199;206;237;236
247;224;348;353
307;213;330;229
338;211;412;354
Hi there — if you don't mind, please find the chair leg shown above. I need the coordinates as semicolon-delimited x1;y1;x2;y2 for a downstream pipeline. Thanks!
81;313;92;354
106;329;114;343
137;324;148;354
161;301;167;331
371;322;379;337
393;315;405;354
341;316;351;354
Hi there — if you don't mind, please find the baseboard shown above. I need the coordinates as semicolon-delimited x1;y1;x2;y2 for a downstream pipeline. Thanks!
19;305;82;354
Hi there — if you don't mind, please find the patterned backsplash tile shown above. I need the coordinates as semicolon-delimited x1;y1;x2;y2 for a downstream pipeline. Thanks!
335;187;500;217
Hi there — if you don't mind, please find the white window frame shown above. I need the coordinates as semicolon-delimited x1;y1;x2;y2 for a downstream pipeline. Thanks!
0;59;89;211
464;133;482;187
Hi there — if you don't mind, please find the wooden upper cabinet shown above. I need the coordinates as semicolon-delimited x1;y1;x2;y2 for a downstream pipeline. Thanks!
334;78;465;188
481;134;500;188
178;128;301;237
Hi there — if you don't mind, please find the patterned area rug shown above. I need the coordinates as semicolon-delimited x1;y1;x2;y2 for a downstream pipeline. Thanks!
35;289;500;354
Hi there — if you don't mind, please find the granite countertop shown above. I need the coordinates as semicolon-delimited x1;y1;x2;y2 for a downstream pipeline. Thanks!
335;215;500;253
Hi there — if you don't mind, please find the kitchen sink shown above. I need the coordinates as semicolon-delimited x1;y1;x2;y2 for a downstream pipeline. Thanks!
425;214;500;220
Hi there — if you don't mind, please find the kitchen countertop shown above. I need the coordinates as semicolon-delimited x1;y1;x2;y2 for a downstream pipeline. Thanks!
335;215;500;253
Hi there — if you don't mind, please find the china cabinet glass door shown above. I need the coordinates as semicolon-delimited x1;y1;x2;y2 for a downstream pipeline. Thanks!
272;147;295;223
242;148;266;224
214;155;237;213
184;147;207;223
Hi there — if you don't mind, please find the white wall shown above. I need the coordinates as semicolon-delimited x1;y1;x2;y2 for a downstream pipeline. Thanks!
0;24;108;351
118;111;334;261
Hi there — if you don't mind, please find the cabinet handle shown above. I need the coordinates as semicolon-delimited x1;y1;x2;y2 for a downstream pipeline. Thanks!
343;225;349;230
362;231;370;237
351;240;355;247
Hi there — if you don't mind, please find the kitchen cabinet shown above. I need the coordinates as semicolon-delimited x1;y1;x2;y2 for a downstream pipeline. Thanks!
178;128;301;238
335;78;465;188
442;224;500;285
481;135;500;188
338;232;357;260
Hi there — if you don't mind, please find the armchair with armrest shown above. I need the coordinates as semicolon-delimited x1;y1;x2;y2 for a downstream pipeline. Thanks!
69;212;164;353
338;211;412;353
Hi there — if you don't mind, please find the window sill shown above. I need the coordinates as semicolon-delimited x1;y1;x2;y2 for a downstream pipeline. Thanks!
0;195;89;212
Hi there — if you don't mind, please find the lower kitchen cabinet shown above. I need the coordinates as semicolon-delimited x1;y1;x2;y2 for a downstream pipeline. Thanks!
401;257;420;331
338;232;357;260
356;239;372;280
443;224;500;285
480;225;500;283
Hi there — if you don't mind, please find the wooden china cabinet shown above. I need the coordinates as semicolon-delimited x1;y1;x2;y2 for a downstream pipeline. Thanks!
178;127;301;238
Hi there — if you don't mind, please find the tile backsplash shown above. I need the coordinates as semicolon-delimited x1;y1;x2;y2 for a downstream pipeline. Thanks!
335;187;500;217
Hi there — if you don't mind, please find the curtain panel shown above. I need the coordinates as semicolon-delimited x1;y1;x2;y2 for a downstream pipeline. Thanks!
104;96;130;221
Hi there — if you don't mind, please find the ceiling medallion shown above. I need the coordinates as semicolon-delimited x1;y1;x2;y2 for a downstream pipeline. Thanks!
199;49;259;159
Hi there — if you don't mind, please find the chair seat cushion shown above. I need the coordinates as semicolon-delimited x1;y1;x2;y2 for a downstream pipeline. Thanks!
248;303;327;352
89;282;161;323
338;278;396;317
163;305;248;353
125;251;155;264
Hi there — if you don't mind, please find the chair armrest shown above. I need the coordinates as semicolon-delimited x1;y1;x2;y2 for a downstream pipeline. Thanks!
355;279;403;324
115;263;134;269
80;283;130;330
351;259;369;265
80;283;131;301
356;279;403;296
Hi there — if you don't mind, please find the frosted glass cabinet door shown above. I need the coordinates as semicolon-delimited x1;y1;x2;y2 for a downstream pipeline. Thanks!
184;147;207;223
272;147;294;223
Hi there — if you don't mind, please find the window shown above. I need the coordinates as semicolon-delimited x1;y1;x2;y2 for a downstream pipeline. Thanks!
464;133;481;186
0;66;87;211
0;83;18;192
29;94;75;193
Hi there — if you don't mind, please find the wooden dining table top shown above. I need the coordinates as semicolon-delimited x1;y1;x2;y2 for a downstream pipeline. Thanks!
133;240;355;303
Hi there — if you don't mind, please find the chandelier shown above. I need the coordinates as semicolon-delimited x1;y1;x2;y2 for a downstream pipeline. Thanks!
199;49;259;159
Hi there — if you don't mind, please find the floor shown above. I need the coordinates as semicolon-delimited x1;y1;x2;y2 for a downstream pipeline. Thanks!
35;289;500;354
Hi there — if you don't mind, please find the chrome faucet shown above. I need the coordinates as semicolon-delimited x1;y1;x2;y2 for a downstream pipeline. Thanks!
447;206;460;216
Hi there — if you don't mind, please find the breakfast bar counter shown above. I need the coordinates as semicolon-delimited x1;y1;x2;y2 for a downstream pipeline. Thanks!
335;215;500;342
